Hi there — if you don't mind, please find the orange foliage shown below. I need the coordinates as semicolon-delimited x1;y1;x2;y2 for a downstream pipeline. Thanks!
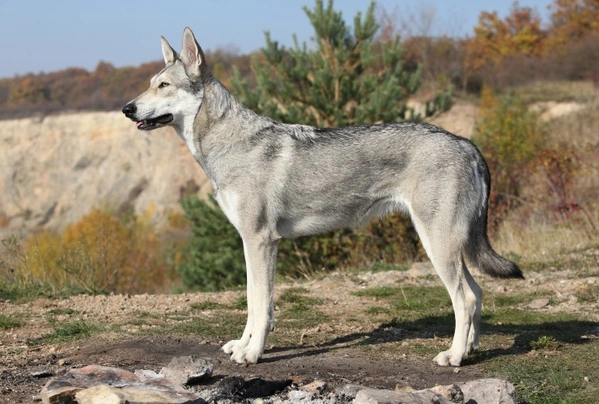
547;0;599;48
466;2;545;72
22;208;174;294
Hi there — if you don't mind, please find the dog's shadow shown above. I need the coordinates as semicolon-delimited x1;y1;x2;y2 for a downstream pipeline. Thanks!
261;314;599;365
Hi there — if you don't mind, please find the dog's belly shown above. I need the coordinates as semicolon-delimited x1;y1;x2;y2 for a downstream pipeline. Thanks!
275;196;401;238
276;214;344;238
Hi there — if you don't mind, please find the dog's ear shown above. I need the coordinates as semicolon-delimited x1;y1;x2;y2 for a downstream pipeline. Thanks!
180;27;206;78
160;36;177;65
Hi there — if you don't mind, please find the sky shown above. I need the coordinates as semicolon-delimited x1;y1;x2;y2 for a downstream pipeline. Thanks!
0;0;553;79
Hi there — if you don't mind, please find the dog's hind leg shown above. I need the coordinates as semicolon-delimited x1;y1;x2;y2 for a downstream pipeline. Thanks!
223;236;278;364
411;214;481;367
431;250;480;367
465;268;482;354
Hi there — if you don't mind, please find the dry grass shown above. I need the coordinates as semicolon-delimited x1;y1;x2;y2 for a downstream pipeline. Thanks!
493;82;599;262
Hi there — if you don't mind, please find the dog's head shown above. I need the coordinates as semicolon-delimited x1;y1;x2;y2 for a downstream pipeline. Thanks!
122;27;208;131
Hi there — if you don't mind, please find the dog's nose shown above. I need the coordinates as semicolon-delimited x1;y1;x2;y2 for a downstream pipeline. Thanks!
122;103;136;117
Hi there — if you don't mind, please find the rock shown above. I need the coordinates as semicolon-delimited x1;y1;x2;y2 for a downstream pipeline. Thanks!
40;364;206;404
40;385;83;404
134;369;164;383
287;390;314;401
75;384;204;404
353;379;516;404
430;384;464;403
408;262;436;278
457;378;517;404
301;380;327;394
75;385;124;404
160;356;213;386
528;298;550;309
40;365;138;404
353;387;452;404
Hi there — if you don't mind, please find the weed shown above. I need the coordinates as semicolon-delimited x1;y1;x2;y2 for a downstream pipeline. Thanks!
351;286;398;298
191;300;222;311
0;314;22;329
46;308;78;316
167;312;246;340
575;284;599;303
136;311;161;320
32;320;103;344
366;305;392;316
366;262;410;272
279;287;323;306
353;286;451;314
231;294;248;311
530;335;558;351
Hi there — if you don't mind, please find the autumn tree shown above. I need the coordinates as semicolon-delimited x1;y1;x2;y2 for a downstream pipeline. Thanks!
547;0;599;48
466;2;545;72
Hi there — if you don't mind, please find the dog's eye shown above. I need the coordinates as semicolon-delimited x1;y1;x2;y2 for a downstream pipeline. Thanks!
158;82;170;88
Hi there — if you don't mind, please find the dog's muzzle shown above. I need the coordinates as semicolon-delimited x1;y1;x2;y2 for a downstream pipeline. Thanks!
122;103;173;131
122;103;137;119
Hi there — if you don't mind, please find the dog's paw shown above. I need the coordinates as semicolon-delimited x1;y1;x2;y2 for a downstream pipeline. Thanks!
222;339;245;355
433;350;462;367
230;347;261;364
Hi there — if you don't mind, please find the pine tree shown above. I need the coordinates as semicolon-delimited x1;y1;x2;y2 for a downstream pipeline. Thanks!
177;195;246;291
231;0;451;127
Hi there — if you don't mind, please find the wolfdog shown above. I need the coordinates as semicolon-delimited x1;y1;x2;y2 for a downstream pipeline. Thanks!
123;27;523;366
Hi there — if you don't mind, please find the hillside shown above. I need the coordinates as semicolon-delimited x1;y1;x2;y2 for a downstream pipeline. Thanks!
0;112;211;238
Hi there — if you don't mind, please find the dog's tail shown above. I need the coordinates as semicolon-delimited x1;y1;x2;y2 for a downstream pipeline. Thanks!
464;233;523;279
464;154;523;279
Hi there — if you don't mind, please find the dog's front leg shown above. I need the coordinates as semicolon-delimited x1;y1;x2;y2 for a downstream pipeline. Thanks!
223;236;278;364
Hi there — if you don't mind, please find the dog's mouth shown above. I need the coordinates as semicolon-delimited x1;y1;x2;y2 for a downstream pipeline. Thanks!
135;114;174;130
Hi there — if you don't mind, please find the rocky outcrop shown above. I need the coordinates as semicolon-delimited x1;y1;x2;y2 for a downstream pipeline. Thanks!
39;359;518;404
0;112;211;237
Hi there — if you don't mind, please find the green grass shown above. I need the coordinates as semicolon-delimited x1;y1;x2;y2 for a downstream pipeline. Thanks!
365;262;410;272
231;294;248;311
530;335;558;351
483;340;599;403
279;287;323;306
46;308;78;315
351;281;599;402
351;286;399;298
353;285;452;318
0;314;22;329
30;320;103;344
190;299;223;311
366;305;392;316
166;312;246;339
277;287;327;332
476;308;599;403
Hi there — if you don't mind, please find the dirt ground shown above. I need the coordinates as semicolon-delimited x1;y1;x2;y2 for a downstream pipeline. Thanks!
1;250;598;403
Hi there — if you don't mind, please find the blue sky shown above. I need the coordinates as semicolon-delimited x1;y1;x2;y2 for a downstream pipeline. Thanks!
0;0;552;79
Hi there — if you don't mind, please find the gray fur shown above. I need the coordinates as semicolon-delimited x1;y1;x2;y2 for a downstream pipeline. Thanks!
122;27;522;367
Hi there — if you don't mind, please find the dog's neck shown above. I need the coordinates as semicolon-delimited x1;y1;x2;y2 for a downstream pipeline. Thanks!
178;76;270;189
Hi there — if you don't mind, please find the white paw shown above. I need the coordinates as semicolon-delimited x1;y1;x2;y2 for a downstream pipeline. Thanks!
230;346;261;364
222;339;246;355
433;350;462;367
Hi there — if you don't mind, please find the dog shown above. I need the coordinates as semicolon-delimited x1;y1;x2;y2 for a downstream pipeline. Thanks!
122;27;523;366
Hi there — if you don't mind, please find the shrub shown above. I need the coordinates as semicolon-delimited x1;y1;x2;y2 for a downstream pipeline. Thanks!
177;195;246;292
472;88;545;229
16;207;174;295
